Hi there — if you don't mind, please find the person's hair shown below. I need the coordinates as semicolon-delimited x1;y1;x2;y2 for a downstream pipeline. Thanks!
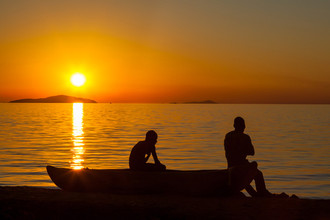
146;130;157;140
234;117;245;129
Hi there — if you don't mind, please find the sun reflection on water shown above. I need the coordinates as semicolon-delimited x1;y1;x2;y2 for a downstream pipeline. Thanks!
71;103;85;169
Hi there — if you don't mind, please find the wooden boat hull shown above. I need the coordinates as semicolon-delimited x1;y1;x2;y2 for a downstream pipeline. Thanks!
46;166;256;195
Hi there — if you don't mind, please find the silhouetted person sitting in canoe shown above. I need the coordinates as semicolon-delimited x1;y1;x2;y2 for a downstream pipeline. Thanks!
129;130;166;171
224;117;273;197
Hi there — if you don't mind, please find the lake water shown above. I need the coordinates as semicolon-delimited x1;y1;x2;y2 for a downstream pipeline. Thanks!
0;103;329;199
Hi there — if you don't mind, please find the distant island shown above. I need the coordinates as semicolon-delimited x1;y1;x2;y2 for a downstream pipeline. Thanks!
171;100;217;104
9;95;97;103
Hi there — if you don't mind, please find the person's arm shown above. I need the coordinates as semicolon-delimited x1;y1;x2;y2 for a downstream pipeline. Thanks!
151;145;162;165
145;153;151;162
224;136;229;152
224;135;230;160
245;135;255;156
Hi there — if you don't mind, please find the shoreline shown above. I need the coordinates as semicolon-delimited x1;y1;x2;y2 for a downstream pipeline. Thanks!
1;186;329;219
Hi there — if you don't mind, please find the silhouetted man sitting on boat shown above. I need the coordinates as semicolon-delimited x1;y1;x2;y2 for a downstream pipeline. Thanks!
224;117;273;197
129;130;166;171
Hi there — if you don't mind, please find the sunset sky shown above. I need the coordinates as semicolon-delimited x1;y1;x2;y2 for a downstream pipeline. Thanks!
0;0;329;103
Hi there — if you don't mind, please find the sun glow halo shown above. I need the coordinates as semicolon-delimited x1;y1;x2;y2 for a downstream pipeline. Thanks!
71;73;86;87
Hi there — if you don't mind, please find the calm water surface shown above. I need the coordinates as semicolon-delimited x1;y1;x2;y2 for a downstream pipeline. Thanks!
0;103;329;199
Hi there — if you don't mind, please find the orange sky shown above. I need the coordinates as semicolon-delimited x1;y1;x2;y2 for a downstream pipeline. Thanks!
0;1;329;103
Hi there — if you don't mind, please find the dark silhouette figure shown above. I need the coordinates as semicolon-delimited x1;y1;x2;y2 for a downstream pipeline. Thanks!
224;117;272;197
129;130;166;171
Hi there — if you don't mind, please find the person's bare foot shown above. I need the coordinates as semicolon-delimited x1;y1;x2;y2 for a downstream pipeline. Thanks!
257;189;274;197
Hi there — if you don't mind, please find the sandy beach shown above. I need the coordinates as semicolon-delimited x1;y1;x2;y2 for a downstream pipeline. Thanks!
1;186;329;220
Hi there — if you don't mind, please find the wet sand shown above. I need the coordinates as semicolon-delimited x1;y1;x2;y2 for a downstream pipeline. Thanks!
1;186;329;220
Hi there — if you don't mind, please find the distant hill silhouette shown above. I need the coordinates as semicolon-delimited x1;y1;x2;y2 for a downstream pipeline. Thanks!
10;95;97;103
171;100;217;104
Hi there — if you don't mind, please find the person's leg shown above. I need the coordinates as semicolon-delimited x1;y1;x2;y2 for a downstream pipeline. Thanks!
254;169;273;197
245;184;257;197
255;169;266;192
144;163;166;171
156;163;166;171
244;161;258;196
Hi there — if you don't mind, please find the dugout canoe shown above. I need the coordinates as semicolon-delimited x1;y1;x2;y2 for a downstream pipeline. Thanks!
46;165;256;195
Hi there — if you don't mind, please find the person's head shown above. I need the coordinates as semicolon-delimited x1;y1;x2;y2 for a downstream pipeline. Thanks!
145;130;158;144
234;117;245;132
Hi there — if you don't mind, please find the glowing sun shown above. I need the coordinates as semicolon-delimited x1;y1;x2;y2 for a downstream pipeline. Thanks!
71;73;86;87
